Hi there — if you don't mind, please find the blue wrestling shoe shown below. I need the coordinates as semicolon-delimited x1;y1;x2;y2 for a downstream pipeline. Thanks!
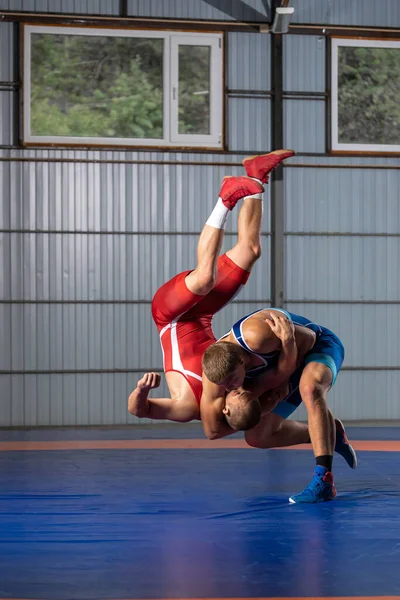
334;418;357;469
289;466;337;504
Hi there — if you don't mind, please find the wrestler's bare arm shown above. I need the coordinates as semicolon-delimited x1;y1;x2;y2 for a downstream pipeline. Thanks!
244;313;315;359
128;373;198;422
200;375;236;440
243;313;316;390
245;339;297;396
256;382;290;416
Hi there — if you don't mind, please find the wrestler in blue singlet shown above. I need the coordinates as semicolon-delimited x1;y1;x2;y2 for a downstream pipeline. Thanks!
229;308;345;419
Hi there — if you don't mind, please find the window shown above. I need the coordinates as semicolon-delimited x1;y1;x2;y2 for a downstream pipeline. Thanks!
23;25;223;148
331;38;400;153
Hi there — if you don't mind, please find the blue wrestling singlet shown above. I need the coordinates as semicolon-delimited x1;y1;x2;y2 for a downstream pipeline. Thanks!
229;308;345;419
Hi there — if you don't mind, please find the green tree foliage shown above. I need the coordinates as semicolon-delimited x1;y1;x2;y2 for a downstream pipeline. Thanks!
178;45;210;135
30;34;163;138
30;33;213;141
338;47;400;145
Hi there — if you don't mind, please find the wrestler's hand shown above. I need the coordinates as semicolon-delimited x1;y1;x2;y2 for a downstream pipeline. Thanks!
270;380;290;402
259;381;289;415
137;372;161;393
265;312;295;345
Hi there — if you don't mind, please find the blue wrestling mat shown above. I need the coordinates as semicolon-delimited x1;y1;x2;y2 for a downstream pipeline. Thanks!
0;425;399;599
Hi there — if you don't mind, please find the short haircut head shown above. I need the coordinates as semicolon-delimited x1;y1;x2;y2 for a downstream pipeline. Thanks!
202;341;244;384
224;390;261;431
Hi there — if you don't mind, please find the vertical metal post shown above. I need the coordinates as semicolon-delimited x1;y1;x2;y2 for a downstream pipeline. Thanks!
325;34;332;154
270;4;285;308
223;32;229;150
120;0;128;18
13;22;20;146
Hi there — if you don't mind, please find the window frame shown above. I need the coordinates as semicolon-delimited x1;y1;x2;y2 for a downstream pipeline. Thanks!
331;37;400;154
22;24;224;149
170;34;222;146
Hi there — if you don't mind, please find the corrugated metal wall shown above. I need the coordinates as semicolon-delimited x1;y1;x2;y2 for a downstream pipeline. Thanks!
1;0;400;425
0;0;120;14
0;0;270;20
0;16;272;425
291;0;400;27
0;150;271;426
125;0;270;22
1;0;398;25
4;0;395;27
284;157;400;421
282;30;400;420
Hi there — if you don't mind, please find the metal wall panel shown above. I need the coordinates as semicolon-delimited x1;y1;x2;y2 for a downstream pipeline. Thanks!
283;303;400;421
285;236;400;302
0;301;275;427
0;92;14;145
3;0;398;25
0;0;398;427
284;303;400;369
283;99;325;153
4;152;265;232
1;232;270;304
0;238;271;353
228;32;271;91
290;0;400;27
0;159;11;230
3;151;270;230
0;230;12;302
283;35;325;92
284;152;400;423
0;376;12;425
128;0;230;20
0;149;272;426
1;298;273;375
0;303;12;371
0;373;151;426
1;304;157;372
2;152;399;424
0;0;119;13
127;0;270;22
278;370;400;422
0;23;13;82
331;371;400;421
289;156;400;167
285;167;400;233
228;98;271;152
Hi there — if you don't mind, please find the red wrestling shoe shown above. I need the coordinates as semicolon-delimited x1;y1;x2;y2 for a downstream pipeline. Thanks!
243;149;295;184
219;176;264;211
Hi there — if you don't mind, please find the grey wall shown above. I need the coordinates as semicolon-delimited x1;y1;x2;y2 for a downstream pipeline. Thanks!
0;0;400;425
0;151;271;426
2;0;398;27
0;0;120;13
0;0;271;20
290;0;400;27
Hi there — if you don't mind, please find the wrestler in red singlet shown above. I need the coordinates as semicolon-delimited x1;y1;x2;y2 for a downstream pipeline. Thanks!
151;253;249;404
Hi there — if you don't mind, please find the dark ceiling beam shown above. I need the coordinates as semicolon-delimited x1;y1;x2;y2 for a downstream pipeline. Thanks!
261;0;271;12
289;23;400;37
201;0;270;22
1;10;399;36
0;10;260;32
119;0;128;18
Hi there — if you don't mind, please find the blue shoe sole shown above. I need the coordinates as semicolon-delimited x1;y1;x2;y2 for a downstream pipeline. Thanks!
289;490;336;504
